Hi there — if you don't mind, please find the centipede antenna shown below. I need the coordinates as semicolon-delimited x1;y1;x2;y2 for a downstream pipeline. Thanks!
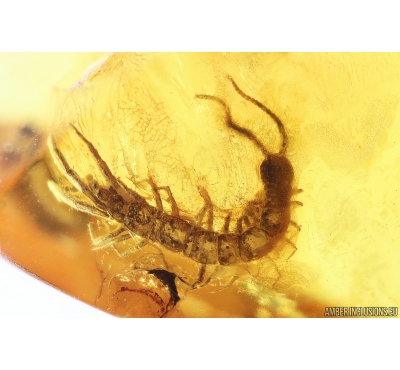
227;75;288;155
195;94;269;156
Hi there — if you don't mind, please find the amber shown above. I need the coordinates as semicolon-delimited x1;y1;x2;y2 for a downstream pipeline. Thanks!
1;53;400;318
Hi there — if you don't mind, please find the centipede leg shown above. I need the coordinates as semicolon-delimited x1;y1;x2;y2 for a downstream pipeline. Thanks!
284;238;298;259
111;239;148;258
157;185;180;217
211;275;239;293
291;200;304;207
289;220;302;231
195;205;208;225
148;175;164;211
148;176;180;217
48;180;109;218
194;264;207;286
236;217;243;234
242;215;251;228
197;186;214;230
117;142;157;202
235;214;250;237
223;213;232;233
292;188;303;195
119;136;144;188
176;264;213;290
180;265;238;292
89;225;131;250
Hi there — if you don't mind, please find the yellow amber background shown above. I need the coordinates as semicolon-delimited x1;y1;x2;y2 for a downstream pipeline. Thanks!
1;53;400;317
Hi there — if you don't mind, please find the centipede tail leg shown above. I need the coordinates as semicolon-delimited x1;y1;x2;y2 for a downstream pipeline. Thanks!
48;136;110;211
68;124;121;190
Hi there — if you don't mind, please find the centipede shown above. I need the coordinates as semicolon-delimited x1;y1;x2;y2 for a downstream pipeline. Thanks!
47;75;301;272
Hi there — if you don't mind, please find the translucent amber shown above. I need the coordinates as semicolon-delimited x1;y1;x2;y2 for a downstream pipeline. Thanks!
1;53;400;317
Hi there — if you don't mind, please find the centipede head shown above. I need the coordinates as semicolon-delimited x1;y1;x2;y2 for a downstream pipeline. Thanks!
260;154;294;189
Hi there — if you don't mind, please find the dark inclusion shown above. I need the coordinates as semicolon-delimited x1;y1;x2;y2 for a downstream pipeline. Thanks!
148;269;180;304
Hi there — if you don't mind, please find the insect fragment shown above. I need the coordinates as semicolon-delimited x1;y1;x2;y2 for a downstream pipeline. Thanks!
107;268;180;318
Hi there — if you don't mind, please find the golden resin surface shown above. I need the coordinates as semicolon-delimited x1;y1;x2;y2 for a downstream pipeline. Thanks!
1;53;399;317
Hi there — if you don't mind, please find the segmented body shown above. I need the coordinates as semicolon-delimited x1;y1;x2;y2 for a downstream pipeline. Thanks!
48;76;299;266
91;179;276;265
